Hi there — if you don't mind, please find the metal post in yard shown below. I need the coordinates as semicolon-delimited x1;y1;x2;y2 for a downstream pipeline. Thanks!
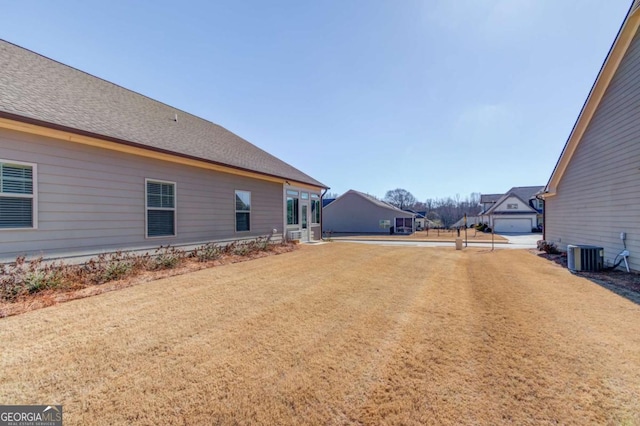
491;224;495;251
464;213;468;247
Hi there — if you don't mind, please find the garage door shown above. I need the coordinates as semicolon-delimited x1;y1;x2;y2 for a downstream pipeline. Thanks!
494;218;532;233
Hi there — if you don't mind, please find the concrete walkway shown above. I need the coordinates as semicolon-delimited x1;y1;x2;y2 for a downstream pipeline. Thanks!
332;233;541;250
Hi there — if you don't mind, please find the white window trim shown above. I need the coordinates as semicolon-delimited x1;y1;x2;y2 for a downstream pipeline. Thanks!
311;194;320;224
235;189;251;233
286;193;300;226
0;159;38;230
145;178;177;239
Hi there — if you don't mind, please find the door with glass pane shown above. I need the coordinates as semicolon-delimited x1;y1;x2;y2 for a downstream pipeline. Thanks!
301;204;309;241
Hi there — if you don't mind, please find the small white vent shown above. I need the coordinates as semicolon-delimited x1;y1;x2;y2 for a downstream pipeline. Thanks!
567;245;604;272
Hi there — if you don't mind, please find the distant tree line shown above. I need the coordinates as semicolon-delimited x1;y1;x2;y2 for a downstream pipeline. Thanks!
384;188;481;228
323;189;482;228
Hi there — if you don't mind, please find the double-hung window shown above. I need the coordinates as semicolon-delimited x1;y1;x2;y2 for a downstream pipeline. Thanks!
311;194;320;224
0;160;36;229
235;190;251;232
146;179;176;237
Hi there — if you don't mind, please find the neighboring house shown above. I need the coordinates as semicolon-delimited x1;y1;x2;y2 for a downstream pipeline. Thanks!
543;0;640;270
322;198;336;208
481;186;544;233
0;40;327;261
323;190;415;234
404;209;428;230
478;194;502;224
451;215;480;229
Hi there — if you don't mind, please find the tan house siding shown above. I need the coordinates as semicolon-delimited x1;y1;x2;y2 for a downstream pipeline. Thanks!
0;128;284;260
545;26;640;270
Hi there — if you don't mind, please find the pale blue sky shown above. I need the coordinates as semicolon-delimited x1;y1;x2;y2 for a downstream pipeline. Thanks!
0;1;632;200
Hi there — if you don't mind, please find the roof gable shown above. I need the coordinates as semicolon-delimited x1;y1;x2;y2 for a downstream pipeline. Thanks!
480;194;502;203
506;186;544;201
545;2;640;196
325;190;415;216
0;40;326;188
487;193;537;214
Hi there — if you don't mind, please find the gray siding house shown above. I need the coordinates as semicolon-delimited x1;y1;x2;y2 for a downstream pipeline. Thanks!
543;0;640;270
0;40;327;261
323;190;415;234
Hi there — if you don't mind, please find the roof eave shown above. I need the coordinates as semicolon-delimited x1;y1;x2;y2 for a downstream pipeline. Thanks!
0;111;328;189
546;4;640;195
487;193;537;214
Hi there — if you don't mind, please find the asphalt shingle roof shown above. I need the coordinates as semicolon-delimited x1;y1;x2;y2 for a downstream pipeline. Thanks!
480;194;502;203
506;186;544;201
0;40;326;188
329;190;414;215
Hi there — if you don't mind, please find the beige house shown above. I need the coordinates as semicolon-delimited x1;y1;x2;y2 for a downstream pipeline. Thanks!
0;40;327;261
542;0;640;270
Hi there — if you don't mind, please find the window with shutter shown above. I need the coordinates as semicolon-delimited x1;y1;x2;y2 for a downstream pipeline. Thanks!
146;179;176;237
0;161;36;229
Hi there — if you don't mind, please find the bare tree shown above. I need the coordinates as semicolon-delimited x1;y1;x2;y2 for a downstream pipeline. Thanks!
384;188;417;210
324;191;340;199
413;201;427;211
419;193;482;227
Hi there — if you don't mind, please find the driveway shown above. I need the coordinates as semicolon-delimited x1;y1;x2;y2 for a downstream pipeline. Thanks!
1;243;638;424
496;232;541;247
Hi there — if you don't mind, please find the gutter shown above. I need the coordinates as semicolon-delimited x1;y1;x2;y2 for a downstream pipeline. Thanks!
320;187;329;240
0;111;329;190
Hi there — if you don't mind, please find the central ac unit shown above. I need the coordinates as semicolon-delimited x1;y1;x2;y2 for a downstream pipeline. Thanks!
288;230;302;241
567;245;604;272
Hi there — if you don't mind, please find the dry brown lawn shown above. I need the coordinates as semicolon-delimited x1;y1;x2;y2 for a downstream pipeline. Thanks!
1;243;639;425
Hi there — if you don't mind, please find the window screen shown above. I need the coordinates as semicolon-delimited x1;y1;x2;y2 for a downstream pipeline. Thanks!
0;162;34;228
146;180;175;237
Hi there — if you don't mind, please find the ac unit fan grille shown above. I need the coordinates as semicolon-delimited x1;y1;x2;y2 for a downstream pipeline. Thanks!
567;245;604;272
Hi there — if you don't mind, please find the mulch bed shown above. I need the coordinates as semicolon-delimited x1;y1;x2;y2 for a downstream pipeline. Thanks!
0;243;297;318
535;250;640;304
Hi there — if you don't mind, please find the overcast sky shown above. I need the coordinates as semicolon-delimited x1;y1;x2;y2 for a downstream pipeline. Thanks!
0;0;632;200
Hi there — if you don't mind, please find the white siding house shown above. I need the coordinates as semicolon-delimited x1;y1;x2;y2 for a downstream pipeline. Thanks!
0;40;327;261
487;195;538;233
480;186;543;233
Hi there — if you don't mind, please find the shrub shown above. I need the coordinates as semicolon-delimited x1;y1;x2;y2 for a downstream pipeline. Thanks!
0;256;68;300
193;243;224;262
245;236;270;252
537;240;560;254
0;235;284;302
476;223;488;232
82;251;139;284
150;246;185;270
233;242;251;256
